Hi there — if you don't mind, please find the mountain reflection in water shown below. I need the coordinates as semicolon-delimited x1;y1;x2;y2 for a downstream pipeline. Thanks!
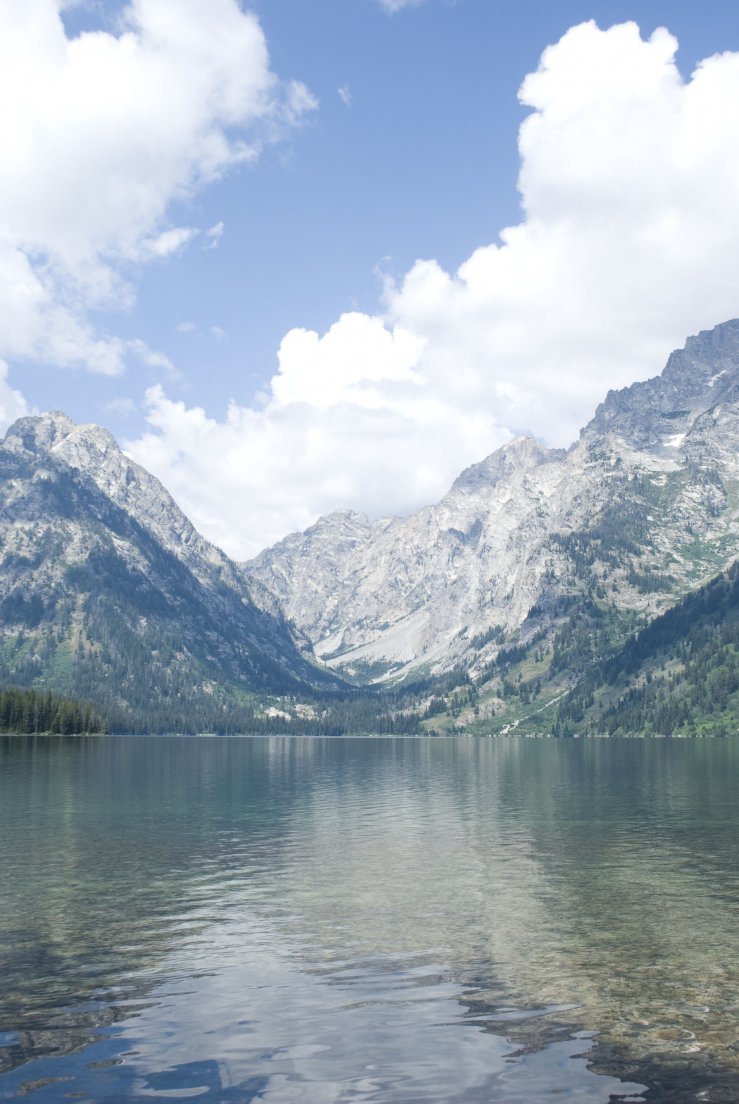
0;734;737;1102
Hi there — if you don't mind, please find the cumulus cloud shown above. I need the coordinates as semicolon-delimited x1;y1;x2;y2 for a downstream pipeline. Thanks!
0;362;28;436
130;311;507;558
129;21;739;559
0;0;315;383
130;371;499;561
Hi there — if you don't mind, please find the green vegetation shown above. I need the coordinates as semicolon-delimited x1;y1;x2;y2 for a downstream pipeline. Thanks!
4;434;739;736
0;679;336;736
0;447;341;734
429;556;739;737
0;687;105;734
554;560;739;736
17;546;735;738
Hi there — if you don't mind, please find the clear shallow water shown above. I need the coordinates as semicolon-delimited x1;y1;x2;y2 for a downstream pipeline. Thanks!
0;735;737;1103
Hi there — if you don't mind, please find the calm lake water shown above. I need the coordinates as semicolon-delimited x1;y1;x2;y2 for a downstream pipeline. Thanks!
0;735;737;1103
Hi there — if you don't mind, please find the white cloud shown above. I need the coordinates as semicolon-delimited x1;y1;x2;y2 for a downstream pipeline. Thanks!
205;221;225;250
177;322;197;335
127;339;176;376
141;227;199;259
130;314;507;558
0;0;315;381
0;361;28;436
280;80;319;127
129;21;739;559
211;326;227;342
338;85;352;107
130;376;500;561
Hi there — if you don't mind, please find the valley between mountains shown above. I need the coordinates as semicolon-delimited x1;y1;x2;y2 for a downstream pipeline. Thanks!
4;320;739;735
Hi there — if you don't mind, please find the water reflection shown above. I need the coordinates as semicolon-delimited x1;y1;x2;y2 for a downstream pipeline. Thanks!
0;735;737;1101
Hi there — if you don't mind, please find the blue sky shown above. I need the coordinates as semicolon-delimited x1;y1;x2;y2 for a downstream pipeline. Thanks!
4;0;739;556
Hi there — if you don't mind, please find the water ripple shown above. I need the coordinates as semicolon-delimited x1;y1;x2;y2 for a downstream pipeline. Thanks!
0;734;737;1102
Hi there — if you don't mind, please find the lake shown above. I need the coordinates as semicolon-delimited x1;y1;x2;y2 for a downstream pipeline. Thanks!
0;734;737;1102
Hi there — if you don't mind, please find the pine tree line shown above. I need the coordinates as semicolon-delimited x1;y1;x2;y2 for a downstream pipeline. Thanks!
0;687;105;734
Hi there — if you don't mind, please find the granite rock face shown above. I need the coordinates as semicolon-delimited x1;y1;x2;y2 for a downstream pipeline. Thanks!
245;321;739;681
0;413;336;719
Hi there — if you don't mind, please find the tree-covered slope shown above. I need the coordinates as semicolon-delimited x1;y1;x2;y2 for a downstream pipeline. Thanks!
555;561;739;735
0;414;342;731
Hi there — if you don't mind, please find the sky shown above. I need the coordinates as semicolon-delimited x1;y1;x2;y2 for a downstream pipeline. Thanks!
4;0;739;558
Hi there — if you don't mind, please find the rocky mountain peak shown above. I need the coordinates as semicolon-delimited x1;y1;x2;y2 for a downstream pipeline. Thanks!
582;319;739;451
663;318;739;393
450;434;560;496
0;412;339;715
246;317;739;682
3;411;77;455
312;508;371;532
3;413;123;475
49;421;138;491
1;411;229;579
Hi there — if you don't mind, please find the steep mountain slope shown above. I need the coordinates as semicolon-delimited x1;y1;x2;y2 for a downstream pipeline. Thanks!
0;413;338;729
246;320;739;683
554;560;739;736
246;437;569;680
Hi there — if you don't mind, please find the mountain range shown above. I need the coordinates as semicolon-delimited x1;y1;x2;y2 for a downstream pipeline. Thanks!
0;413;339;731
246;320;739;689
3;320;739;733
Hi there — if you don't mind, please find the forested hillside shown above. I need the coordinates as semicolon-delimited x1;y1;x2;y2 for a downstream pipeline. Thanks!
554;561;739;735
0;413;342;733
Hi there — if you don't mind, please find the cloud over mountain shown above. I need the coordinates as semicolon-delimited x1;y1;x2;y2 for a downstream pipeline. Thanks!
129;21;739;558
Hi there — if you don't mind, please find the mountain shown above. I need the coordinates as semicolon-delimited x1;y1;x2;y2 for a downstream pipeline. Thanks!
553;560;739;737
245;320;739;689
5;320;739;737
0;413;339;731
